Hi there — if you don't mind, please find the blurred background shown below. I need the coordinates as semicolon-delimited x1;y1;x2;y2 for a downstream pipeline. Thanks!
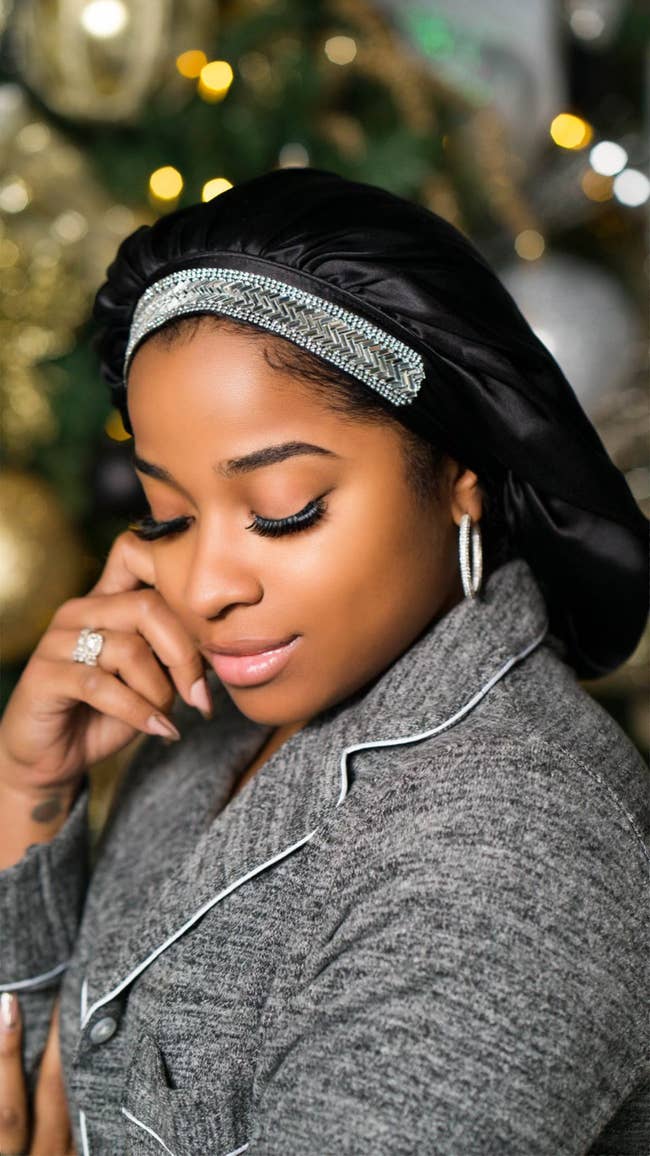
0;0;648;781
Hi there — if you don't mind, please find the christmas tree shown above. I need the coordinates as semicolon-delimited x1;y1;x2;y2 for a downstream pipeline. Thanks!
1;0;648;759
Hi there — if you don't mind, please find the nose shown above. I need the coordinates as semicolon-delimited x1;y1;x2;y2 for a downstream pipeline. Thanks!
181;518;263;619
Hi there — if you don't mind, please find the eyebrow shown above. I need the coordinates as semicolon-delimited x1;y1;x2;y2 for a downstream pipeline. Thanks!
132;440;339;488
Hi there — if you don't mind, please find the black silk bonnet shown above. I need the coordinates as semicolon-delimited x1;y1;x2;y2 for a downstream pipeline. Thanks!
92;166;649;680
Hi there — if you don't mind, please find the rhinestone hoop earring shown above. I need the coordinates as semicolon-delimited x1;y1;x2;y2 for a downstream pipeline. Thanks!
459;513;483;600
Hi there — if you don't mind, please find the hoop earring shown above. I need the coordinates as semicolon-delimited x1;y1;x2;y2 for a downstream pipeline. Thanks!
459;513;483;600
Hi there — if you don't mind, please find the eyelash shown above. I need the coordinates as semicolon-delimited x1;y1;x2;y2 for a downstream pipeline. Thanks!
128;496;329;542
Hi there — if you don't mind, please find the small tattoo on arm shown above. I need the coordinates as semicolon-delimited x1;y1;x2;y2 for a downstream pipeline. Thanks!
31;795;64;823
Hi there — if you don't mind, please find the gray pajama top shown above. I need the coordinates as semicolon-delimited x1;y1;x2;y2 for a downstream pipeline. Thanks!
1;557;648;1155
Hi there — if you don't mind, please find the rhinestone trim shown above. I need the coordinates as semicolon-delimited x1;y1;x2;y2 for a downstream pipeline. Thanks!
458;514;483;600
124;267;424;406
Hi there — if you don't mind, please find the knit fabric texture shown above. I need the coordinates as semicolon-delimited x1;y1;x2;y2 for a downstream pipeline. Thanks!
1;557;648;1155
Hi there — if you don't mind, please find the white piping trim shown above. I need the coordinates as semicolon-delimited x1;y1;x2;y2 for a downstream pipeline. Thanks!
121;1107;175;1154
81;626;546;1029
336;626;548;806
121;1107;249;1156
79;1108;91;1156
0;959;68;991
80;976;88;1026
82;830;317;1029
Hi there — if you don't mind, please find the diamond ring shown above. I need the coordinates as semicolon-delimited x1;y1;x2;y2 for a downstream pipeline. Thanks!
72;627;105;666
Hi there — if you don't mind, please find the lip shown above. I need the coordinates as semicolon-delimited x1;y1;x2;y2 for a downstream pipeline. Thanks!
202;636;298;657
202;635;300;688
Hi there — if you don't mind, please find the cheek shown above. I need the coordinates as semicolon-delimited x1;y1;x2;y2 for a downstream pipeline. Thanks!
276;487;442;617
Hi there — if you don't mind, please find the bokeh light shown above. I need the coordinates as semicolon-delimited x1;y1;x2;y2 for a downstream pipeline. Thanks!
581;169;614;202
80;0;129;39
589;141;627;176
104;410;131;442
202;177;233;201
613;169;650;207
514;229;545;261
550;113;593;150
568;7;605;41
0;177;30;213
148;166;184;201
176;50;208;79
324;36;357;65
278;142;310;168
198;60;234;102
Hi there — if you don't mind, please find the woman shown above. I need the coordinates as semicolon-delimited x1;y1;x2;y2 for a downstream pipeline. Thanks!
0;167;647;1156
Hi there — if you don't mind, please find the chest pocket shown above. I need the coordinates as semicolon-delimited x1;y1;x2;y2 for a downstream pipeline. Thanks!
121;1028;250;1156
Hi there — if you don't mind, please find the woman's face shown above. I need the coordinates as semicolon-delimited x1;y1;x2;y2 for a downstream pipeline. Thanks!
127;322;481;727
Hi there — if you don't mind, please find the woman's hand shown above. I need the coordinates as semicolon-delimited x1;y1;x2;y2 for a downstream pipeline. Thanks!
0;992;76;1155
0;529;212;799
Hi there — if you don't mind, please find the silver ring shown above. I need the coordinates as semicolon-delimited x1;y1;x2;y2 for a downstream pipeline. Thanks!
72;627;105;666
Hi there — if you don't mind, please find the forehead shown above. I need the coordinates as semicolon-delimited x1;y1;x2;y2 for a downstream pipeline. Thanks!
125;323;409;475
126;323;331;432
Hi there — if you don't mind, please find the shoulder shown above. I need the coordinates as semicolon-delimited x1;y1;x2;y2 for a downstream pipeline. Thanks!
316;648;649;963
341;639;648;865
334;727;648;889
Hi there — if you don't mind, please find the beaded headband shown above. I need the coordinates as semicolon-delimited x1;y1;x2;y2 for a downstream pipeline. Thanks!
123;266;425;406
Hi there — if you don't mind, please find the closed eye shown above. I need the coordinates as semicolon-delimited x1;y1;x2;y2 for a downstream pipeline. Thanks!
246;495;329;537
128;495;329;541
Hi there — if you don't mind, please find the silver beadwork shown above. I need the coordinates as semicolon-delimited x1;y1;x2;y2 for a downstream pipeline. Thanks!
72;627;105;666
123;267;425;406
459;514;483;600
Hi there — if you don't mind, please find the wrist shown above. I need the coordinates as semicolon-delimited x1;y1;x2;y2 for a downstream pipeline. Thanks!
0;732;84;805
0;773;82;814
0;775;85;871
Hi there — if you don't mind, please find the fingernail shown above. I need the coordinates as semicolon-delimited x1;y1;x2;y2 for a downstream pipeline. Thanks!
147;714;181;741
0;991;18;1030
189;676;213;719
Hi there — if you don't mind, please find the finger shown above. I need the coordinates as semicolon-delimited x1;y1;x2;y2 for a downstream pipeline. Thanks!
51;589;212;718
0;992;28;1156
88;529;156;596
26;653;182;743
30;1001;73;1156
40;628;178;717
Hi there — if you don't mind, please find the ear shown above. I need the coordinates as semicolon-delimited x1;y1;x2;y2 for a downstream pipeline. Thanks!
448;464;483;526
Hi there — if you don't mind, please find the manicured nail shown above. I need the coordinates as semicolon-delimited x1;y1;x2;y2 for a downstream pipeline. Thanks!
0;991;18;1030
189;676;213;718
147;714;181;741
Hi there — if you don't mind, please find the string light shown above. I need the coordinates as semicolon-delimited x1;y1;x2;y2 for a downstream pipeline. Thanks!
589;140;627;176
324;36;357;65
176;50;208;79
80;0;129;39
613;169;650;208
148;166;183;202
550;113;593;150
198;61;234;103
202;177;233;201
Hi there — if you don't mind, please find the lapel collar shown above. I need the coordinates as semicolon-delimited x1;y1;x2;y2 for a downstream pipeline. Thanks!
81;557;548;1028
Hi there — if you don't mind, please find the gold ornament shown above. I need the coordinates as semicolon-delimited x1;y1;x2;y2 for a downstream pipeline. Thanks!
10;0;217;123
0;86;150;455
0;470;85;663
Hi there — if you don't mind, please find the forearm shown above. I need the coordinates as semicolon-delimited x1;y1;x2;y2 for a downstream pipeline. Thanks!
0;768;89;996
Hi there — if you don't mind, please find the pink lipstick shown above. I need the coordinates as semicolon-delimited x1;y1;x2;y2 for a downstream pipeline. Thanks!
203;636;300;688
